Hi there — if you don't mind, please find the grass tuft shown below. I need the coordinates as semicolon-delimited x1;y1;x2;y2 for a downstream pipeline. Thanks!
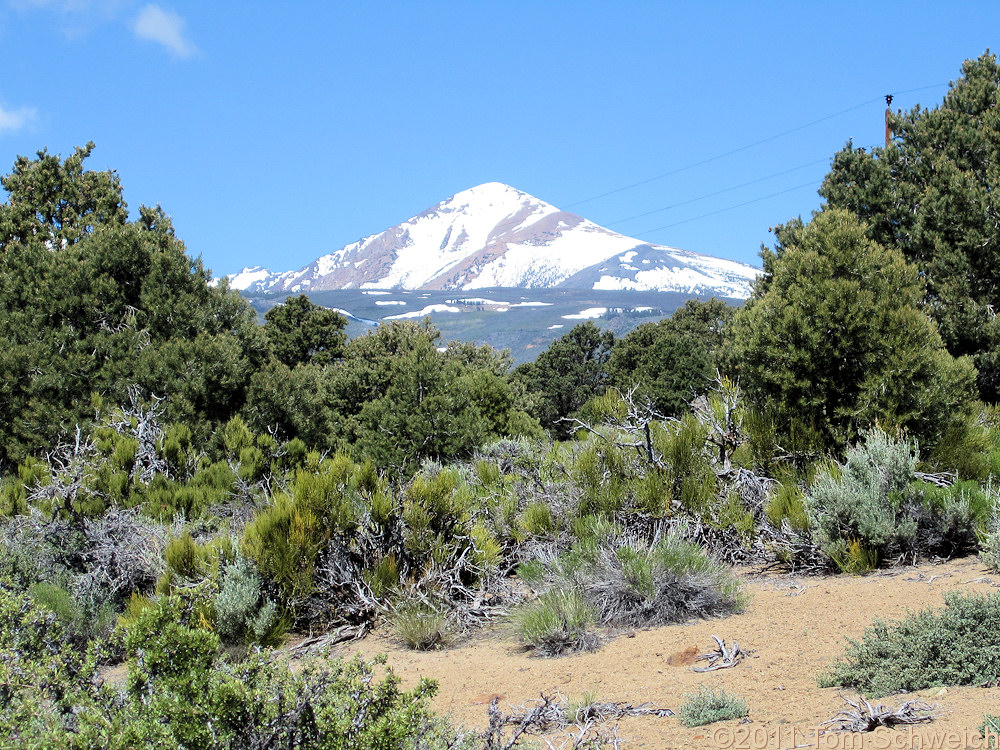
388;599;449;651
515;589;600;657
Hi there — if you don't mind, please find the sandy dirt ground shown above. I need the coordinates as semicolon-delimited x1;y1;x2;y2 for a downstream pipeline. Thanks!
339;556;1000;749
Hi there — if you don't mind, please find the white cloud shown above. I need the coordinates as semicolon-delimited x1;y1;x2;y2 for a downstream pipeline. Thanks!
131;4;196;58
7;0;127;36
0;102;36;134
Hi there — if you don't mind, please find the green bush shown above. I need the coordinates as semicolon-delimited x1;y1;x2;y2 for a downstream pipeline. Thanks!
242;493;321;604
925;416;995;480
363;555;400;599
765;481;810;533
28;582;87;640
821;591;1000;696
678;686;749;727
574;441;629;517
515;588;599;656
519;501;556;537
655;415;718;516
1;582;471;748
981;496;1000;572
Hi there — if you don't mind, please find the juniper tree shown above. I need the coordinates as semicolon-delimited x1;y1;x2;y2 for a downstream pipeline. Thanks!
728;208;976;453
817;52;1000;400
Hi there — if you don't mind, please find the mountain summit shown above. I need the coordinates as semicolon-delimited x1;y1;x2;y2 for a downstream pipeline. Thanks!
225;183;760;297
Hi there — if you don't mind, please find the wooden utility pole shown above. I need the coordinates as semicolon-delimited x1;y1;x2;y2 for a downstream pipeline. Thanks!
885;94;894;147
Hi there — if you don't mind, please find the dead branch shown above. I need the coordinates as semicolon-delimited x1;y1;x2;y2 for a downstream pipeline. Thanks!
106;386;171;482
287;624;368;657
562;386;672;470
571;699;674;723
822;693;938;732
483;693;671;750
692;635;748;672
691;373;744;469
914;471;956;488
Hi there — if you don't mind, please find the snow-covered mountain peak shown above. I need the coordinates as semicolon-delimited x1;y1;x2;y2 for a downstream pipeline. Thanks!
222;183;760;297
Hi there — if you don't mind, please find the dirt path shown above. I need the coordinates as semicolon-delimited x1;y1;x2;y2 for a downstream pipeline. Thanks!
341;556;1000;749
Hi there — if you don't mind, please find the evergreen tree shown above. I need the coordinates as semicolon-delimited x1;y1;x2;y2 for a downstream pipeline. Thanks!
327;320;540;472
263;294;347;367
609;298;733;416
728;208;976;452
0;146;265;467
817;52;1000;399
512;322;614;439
0;142;129;251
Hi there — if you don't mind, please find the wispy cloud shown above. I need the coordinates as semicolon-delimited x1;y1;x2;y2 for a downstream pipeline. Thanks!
7;0;126;37
0;102;36;135
131;4;197;58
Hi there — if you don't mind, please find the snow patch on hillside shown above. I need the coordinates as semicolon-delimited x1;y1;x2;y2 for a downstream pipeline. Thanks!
385;304;461;320
562;307;607;320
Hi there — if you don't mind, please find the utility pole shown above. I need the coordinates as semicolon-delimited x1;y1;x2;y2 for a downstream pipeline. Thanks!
885;94;894;148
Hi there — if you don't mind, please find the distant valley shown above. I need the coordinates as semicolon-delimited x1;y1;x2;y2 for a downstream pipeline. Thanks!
244;287;735;364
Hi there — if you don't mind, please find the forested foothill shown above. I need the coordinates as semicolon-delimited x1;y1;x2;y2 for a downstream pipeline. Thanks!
4;53;1000;748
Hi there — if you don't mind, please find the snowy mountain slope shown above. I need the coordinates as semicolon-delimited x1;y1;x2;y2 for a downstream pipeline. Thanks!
223;183;760;297
560;245;760;298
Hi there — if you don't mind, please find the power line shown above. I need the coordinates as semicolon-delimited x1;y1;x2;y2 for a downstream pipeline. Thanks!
636;180;819;237
563;98;881;209
565;82;950;211
891;82;951;97
605;157;829;226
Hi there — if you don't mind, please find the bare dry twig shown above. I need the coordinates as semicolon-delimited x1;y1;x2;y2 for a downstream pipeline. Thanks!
693;635;748;672
482;693;672;750
822;693;938;732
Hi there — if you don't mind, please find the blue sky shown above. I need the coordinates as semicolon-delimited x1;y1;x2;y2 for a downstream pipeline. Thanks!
1;2;998;276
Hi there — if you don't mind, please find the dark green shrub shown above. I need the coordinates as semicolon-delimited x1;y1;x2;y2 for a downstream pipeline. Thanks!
821;591;1000;696
907;479;992;556
678;686;749;726
124;594;219;705
37;590;466;749
0;580;102;743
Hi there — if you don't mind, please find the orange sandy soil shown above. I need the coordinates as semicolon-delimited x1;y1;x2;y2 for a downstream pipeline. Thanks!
334;557;1000;750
